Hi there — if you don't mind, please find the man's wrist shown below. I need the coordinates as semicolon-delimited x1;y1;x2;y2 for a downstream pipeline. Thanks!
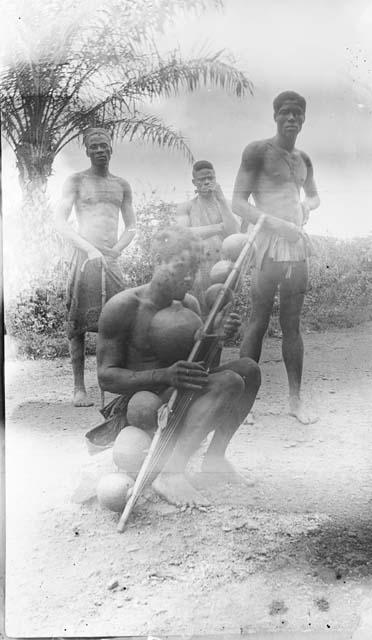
151;368;168;386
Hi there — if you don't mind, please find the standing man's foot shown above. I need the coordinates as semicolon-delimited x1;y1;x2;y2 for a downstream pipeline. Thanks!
200;456;255;486
289;396;318;424
152;472;209;508
73;389;94;407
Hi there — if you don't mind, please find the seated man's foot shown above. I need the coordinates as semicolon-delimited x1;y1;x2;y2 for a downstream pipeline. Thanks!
73;389;94;407
200;456;255;486
152;472;209;508
289;396;318;425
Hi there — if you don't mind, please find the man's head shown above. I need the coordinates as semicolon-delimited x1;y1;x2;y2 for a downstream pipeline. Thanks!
151;226;201;300
192;160;216;195
273;91;306;138
83;128;112;167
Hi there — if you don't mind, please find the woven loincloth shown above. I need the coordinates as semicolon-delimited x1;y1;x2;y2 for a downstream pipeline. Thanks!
254;230;313;278
65;248;124;339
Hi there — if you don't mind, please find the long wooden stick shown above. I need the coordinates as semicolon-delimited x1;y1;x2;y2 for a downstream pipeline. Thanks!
100;263;107;410
117;216;264;532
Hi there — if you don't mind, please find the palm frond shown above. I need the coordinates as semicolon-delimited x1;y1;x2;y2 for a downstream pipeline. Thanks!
56;110;194;164
111;51;253;101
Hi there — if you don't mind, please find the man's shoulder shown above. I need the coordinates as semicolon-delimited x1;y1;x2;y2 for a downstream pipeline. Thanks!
177;198;194;211
64;170;88;186
297;149;313;167
100;288;140;324
241;138;271;163
109;173;131;191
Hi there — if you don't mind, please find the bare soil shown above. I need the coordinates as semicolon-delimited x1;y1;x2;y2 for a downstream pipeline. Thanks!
4;323;372;638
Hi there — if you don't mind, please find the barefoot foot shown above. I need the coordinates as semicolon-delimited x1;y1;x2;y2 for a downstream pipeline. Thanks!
289;397;318;424
152;472;209;508
201;457;255;486
73;389;94;407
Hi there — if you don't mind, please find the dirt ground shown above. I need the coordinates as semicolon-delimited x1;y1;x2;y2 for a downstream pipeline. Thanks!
4;322;372;638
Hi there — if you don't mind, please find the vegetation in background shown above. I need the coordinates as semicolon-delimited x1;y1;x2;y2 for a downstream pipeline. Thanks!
5;200;372;359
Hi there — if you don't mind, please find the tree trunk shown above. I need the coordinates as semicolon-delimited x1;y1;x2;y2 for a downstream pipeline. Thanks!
15;143;54;208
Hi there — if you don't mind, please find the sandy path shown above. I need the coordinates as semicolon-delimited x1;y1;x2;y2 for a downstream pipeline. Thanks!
4;323;372;637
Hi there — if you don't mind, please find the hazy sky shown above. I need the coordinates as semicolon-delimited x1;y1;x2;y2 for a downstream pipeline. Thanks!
3;0;372;238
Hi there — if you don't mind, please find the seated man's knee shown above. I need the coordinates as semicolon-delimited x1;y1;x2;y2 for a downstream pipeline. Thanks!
209;369;245;398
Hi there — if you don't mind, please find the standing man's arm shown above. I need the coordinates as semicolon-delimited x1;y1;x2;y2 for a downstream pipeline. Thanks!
175;202;224;239
301;152;320;225
111;180;137;256
54;175;105;261
232;143;265;225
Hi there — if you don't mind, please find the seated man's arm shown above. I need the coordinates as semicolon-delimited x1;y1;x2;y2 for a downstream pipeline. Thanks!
301;152;320;224
175;202;224;239
54;175;103;259
112;180;137;256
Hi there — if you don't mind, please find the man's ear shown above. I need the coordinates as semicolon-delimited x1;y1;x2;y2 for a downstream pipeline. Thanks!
192;177;196;187
273;111;278;123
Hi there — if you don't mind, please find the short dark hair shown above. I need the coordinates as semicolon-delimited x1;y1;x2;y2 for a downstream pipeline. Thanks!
152;225;201;269
273;91;306;114
192;160;214;176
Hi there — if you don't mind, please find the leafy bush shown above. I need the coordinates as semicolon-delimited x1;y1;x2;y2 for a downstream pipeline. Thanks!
119;199;176;287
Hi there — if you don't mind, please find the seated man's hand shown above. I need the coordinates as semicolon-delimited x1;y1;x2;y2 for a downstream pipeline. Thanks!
223;312;241;340
165;360;208;391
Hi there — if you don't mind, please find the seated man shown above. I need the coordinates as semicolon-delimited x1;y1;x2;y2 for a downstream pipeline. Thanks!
95;226;261;507
176;160;240;314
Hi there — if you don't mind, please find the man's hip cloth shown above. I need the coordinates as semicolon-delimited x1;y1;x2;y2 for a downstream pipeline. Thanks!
66;247;124;339
253;228;313;278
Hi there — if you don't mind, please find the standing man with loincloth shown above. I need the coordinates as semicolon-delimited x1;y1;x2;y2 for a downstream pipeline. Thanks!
232;91;320;424
176;160;240;314
55;128;136;407
91;226;260;507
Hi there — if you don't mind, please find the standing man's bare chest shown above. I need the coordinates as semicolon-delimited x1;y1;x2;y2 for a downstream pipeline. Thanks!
261;146;308;190
76;175;124;208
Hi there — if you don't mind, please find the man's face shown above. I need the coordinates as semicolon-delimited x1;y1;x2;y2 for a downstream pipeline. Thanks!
158;249;198;300
192;168;216;195
85;134;112;166
274;100;305;138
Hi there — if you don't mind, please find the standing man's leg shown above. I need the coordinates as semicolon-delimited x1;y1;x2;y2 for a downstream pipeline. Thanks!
240;262;279;362
70;333;93;407
279;260;316;424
